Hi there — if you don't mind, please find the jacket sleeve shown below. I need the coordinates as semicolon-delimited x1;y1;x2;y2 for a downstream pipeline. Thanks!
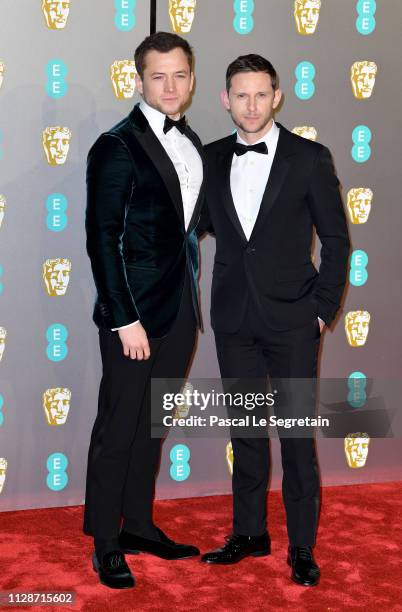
307;146;350;326
85;133;140;328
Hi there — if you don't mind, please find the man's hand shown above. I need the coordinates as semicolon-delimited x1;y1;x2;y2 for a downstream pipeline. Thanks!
118;323;150;360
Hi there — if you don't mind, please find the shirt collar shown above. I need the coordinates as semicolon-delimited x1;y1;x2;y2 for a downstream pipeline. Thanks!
236;119;279;148
139;98;167;137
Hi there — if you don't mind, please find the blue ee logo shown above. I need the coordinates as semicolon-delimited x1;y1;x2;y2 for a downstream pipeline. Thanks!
294;62;315;100
46;324;68;362
46;452;68;491
45;60;68;99
233;0;254;35
46;193;68;232
114;0;136;31
350;250;368;286
0;394;4;427
352;125;372;163
170;444;190;481
356;0;376;35
347;371;367;408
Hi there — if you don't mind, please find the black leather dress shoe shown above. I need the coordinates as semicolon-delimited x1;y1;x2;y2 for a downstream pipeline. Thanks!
287;546;320;586
201;533;271;565
119;527;200;560
92;550;135;589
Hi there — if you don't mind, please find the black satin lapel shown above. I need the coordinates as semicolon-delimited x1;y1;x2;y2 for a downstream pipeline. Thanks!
184;126;207;233
219;148;248;244
133;124;184;225
251;154;292;233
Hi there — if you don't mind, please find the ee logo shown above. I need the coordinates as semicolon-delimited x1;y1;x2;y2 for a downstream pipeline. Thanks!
352;125;372;163
114;0;136;31
294;62;315;100
347;371;367;408
0;394;4;426
46;324;68;362
46;452;68;491
350;250;368;287
233;0;254;35
356;0;376;35
45;60;68;99
170;444;190;481
46;193;68;232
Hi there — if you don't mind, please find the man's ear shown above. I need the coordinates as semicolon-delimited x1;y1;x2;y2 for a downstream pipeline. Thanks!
273;88;282;110
189;72;195;92
220;89;230;111
135;73;143;95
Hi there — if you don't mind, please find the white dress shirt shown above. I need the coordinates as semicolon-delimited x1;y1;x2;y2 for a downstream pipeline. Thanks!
113;99;203;331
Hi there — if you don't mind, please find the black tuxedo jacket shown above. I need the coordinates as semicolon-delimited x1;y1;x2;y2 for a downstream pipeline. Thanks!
198;124;350;332
86;104;206;338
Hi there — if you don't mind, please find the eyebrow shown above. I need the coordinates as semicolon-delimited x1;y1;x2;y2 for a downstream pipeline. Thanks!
150;70;189;76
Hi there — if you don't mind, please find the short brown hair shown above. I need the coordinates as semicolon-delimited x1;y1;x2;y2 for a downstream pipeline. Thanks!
226;54;278;92
134;31;193;79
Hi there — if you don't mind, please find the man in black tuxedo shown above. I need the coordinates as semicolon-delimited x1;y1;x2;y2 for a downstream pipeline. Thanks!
199;55;350;586
84;32;205;589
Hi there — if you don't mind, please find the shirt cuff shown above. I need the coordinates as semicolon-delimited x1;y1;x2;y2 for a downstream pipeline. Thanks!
111;320;140;331
318;317;325;326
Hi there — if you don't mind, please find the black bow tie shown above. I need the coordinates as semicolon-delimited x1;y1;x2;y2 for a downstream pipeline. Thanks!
163;115;187;134
234;142;268;156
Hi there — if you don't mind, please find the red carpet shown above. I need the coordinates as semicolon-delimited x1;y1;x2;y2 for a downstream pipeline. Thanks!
1;483;402;611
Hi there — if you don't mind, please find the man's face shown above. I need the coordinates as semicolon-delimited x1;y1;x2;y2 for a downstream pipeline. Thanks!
347;189;372;224
351;63;377;99
169;0;196;33
346;312;370;346
295;0;320;34
44;390;70;425
44;261;71;295
223;72;282;137
43;0;70;29
345;437;369;467
136;48;194;119
43;129;70;165
112;62;136;99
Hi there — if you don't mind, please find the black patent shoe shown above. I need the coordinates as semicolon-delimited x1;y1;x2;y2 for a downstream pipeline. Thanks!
92;550;135;589
119;527;200;560
201;533;271;565
287;546;320;586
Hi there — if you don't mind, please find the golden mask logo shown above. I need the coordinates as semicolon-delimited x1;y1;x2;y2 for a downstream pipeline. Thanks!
226;441;234;476
351;61;377;99
0;61;4;90
347;188;373;225
42;0;70;29
0;458;7;494
344;433;370;468
43;388;71;425
169;0;196;33
292;126;318;141
43;127;71;165
294;0;321;35
172;382;193;420
0;327;6;362
43;258;71;296
345;311;371;347
110;61;136;99
0;195;5;230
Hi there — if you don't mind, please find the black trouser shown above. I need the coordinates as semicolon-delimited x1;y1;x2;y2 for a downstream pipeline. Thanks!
214;294;321;546
83;272;197;554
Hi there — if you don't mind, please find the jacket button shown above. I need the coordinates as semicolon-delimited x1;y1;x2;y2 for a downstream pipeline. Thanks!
246;246;256;254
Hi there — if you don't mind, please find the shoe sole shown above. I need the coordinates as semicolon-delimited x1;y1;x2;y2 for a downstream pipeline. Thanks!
201;549;271;564
121;547;199;560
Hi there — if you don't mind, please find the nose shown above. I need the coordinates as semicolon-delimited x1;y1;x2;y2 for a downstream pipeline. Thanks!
247;98;257;112
164;76;176;92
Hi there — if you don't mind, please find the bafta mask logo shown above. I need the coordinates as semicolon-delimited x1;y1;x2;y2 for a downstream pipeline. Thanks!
172;382;193;420
226;441;234;476
345;311;371;347
43;387;71;425
110;60;136;99
292;126;318;141
294;0;321;35
0;195;5;230
169;0;196;34
344;433;370;468
0;458;7;494
0;327;6;362
347;188;373;225
351;61;377;99
42;0;70;29
43;127;71;166
0;61;4;90
43;258;71;296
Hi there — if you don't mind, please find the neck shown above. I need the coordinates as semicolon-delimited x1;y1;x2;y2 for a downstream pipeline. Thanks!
237;118;274;144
